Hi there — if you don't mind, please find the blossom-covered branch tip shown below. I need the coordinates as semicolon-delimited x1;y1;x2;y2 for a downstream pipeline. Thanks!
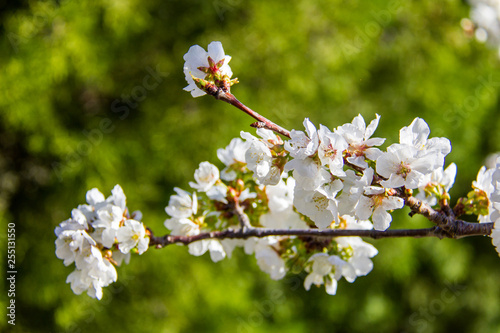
183;41;238;97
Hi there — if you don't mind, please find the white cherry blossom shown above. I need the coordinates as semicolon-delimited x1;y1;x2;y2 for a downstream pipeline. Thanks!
339;214;374;230
217;138;250;181
117;219;149;255
86;188;106;206
474;165;495;222
285;157;328;191
165;187;198;219
304;253;344;295
164;217;200;236
74;241;106;270
55;229;95;266
265;177;295;212
112;251;131;266
66;269;103;299
254;245;286;280
188;239;226;262
486;157;500;253
66;255;117;300
244;237;286;280
55;208;89;237
109;184;127;211
337;168;374;216
183;41;233;97
356;187;404;231
491;220;500;255
206;184;229;203
245;140;279;185
284;118;319;159
260;209;308;229
294;180;343;229
317;125;348;177
335;114;385;168
94;204;124;248
399;117;451;160
189;161;220;192
416;163;457;206
377;144;438;189
336;237;378;282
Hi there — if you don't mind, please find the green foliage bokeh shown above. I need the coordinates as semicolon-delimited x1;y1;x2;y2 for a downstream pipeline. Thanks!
1;0;500;332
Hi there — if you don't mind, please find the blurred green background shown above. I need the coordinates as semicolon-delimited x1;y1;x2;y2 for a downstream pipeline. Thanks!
1;0;500;332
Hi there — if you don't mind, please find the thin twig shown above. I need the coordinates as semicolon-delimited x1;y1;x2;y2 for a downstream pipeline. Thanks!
403;193;456;230
233;199;253;230
215;90;291;138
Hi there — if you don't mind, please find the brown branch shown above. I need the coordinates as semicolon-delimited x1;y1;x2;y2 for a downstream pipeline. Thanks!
250;121;281;134
148;221;493;248
214;90;291;139
149;166;495;249
233;199;253;230
403;192;457;230
148;163;495;249
404;195;442;221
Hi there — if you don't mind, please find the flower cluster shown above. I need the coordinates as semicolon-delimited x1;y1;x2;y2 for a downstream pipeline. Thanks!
55;185;149;299
163;132;291;268
284;115;451;231
57;41;500;300
177;44;459;294
162;111;453;295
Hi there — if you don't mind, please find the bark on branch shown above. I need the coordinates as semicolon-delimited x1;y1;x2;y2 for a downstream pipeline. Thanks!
214;90;291;138
148;192;493;248
149;221;493;248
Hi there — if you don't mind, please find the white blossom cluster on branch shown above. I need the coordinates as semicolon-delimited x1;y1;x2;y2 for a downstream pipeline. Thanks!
55;185;149;299
159;108;456;294
55;41;499;300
